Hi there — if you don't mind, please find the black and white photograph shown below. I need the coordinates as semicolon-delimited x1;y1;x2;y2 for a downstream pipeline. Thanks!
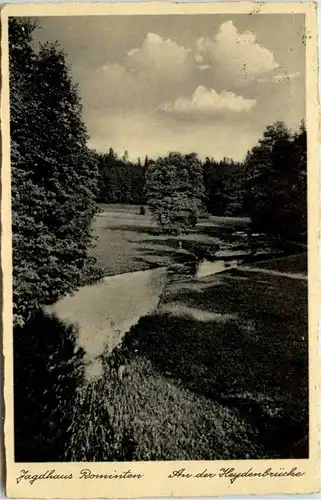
2;3;319;495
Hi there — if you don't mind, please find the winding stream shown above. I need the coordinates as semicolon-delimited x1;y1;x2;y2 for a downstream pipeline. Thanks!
45;259;237;380
45;267;168;379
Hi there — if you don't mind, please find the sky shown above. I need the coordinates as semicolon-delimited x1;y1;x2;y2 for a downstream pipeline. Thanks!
32;14;306;161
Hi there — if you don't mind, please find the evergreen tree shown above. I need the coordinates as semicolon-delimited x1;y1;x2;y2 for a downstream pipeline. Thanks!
144;155;149;168
202;156;246;217
108;147;117;160
95;150;146;204
243;121;307;241
10;18;102;326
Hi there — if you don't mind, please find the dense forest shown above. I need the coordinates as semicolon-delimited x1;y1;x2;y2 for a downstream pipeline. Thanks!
94;148;245;215
95;148;147;205
93;120;307;240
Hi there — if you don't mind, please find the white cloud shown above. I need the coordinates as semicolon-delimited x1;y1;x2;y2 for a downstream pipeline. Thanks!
83;32;195;112
158;85;256;117
81;24;301;162
257;71;301;83
198;64;210;71
84;25;280;115
126;32;193;81
195;20;279;85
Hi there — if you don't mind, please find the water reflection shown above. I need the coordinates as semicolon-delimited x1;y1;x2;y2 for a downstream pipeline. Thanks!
45;267;168;381
196;259;238;278
43;259;240;382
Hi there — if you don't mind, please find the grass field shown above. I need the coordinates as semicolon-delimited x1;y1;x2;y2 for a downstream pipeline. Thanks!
15;204;308;462
245;252;307;274
91;203;250;275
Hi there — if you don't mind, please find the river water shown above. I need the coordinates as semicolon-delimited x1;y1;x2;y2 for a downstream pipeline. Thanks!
45;259;234;380
196;259;238;278
45;267;167;379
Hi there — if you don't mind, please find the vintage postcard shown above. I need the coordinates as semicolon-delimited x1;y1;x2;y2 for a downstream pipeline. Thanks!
1;1;320;498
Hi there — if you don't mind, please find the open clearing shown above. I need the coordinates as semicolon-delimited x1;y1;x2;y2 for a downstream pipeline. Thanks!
91;203;250;275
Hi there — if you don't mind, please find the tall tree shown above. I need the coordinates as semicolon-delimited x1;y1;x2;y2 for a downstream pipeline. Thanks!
144;155;149;168
203;157;246;216
145;152;205;235
243;121;307;241
10;18;101;326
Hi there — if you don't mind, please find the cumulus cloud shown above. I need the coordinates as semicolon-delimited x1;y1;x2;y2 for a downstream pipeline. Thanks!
83;32;196;112
85;24;281;114
195;20;279;85
79;22;301;158
126;32;193;80
34;15;305;164
158;85;257;118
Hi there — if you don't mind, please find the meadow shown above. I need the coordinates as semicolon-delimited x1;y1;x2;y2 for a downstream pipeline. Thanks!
91;203;250;275
14;204;308;462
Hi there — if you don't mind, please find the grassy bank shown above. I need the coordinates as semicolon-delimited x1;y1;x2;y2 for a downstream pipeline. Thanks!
245;253;307;274
66;265;308;461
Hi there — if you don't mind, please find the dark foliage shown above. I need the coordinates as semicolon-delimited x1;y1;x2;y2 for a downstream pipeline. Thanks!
9;18;102;326
14;311;85;461
145;152;205;234
243;121;307;242
94;148;146;204
203;157;246;216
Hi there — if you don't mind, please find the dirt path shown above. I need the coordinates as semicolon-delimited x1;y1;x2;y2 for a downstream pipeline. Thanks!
240;266;307;280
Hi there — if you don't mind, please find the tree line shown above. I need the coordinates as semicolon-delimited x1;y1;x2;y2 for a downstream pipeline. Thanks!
94;121;307;241
10;18;307;326
95;148;146;205
94;148;246;217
